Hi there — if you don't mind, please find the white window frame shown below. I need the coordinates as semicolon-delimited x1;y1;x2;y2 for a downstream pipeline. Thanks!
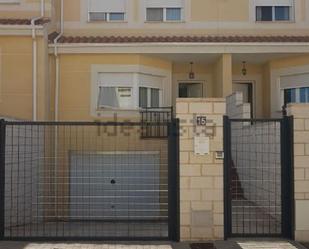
280;86;309;106
145;7;183;22
91;65;171;117
87;0;127;23
139;87;162;108
251;0;295;23
256;5;293;22
88;12;126;22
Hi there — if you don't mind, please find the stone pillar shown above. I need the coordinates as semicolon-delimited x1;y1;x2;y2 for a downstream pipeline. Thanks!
176;98;226;241
287;104;309;242
214;54;233;98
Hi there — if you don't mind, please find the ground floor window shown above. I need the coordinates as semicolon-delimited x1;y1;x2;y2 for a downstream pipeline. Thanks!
139;87;160;108
178;82;203;98
284;87;309;105
98;87;133;109
96;72;164;111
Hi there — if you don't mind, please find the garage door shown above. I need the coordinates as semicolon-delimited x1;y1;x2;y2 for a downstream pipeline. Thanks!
69;151;164;221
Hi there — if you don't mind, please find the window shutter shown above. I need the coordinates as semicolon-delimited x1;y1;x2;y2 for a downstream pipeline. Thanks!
254;0;293;6
98;73;134;87
146;0;183;8
89;0;126;13
280;73;309;89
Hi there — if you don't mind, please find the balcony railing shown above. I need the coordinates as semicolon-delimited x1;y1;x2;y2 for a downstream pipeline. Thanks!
140;107;174;138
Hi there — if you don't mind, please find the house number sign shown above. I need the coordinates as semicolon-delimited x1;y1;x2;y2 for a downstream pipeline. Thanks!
196;116;207;126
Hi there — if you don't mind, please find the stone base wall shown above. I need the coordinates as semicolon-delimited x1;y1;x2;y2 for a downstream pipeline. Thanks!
176;98;225;241
287;104;309;242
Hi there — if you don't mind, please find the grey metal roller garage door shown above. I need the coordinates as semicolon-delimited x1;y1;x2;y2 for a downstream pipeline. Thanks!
69;151;164;221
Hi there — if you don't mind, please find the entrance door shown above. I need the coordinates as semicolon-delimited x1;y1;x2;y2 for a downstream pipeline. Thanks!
233;82;254;117
224;116;294;239
179;82;203;98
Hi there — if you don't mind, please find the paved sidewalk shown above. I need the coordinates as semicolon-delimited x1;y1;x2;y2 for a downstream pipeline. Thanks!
0;241;307;249
0;242;173;249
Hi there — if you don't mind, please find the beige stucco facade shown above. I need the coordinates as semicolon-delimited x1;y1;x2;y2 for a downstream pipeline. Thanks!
1;0;309;243
0;0;309;121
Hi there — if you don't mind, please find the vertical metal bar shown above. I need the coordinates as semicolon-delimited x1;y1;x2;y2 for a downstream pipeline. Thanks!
223;116;231;239
281;116;294;239
168;119;180;241
0;119;6;239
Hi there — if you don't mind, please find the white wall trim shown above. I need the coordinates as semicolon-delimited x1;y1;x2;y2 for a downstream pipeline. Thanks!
48;43;309;55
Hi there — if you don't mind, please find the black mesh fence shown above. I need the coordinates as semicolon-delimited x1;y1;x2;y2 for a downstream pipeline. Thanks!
0;120;179;241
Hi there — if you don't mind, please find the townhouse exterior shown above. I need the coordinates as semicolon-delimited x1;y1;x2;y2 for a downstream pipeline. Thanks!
1;0;309;121
0;0;309;243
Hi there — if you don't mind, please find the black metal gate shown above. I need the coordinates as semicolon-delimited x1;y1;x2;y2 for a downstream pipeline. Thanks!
0;119;179;241
224;116;294;239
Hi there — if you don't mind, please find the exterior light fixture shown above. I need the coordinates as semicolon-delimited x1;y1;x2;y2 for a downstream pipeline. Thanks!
189;62;195;79
242;61;247;76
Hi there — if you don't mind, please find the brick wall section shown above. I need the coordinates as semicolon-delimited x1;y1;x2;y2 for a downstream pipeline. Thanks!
176;98;225;241
287;104;309;242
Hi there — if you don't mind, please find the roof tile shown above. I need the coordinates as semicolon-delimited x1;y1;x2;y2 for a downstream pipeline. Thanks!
0;18;50;26
47;33;309;44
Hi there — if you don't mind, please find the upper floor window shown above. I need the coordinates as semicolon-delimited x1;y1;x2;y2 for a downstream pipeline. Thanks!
145;0;184;22
254;0;294;22
256;6;291;21
88;0;126;22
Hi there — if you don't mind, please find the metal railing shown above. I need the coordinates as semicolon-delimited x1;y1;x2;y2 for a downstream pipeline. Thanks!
140;107;174;138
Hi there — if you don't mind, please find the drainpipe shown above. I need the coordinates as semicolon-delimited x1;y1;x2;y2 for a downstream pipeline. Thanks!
53;0;64;218
31;0;45;121
54;0;64;122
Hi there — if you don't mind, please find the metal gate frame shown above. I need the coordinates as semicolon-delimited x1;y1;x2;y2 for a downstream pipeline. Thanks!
0;119;180;242
223;116;294;239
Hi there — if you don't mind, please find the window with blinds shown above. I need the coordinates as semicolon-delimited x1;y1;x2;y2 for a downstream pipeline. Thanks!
145;0;183;22
88;0;126;22
280;73;309;106
254;0;294;21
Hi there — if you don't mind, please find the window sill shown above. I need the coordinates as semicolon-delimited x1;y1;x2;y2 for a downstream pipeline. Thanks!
87;20;128;24
95;108;141;118
144;20;185;24
97;107;139;112
255;20;295;24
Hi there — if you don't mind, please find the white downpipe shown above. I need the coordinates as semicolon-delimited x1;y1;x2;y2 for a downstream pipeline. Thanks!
54;0;64;218
54;0;64;121
31;0;45;121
